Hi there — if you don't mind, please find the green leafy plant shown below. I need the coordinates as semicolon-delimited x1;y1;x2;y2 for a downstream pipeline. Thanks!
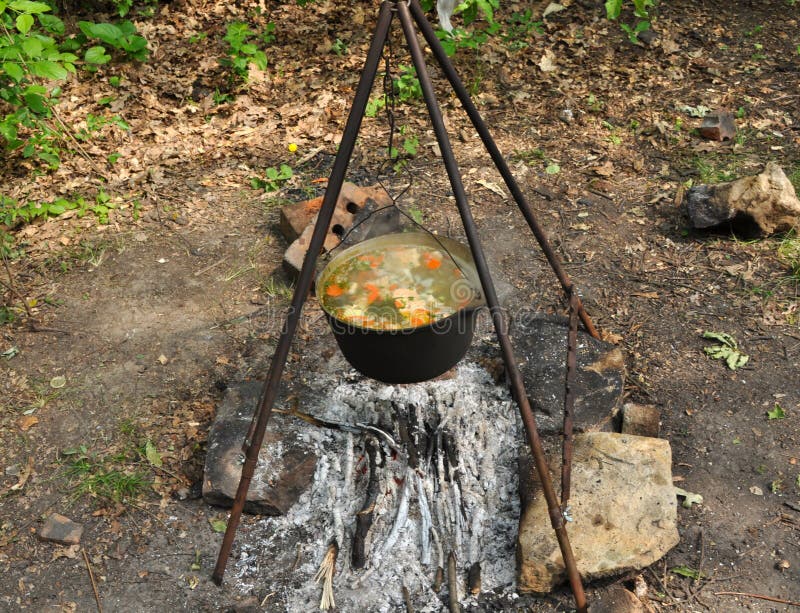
78;20;149;63
393;64;422;102
671;565;705;581
74;112;130;141
220;21;270;83
365;94;386;118
331;38;348;56
502;9;543;50
702;331;749;370
1;2;148;173
767;404;786;420
620;20;651;44
586;93;604;113
605;0;654;43
250;164;293;192
693;156;738;184
0;194;119;238
0;2;77;167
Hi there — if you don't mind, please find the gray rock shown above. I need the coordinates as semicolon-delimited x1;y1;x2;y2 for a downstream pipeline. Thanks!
203;381;317;515
511;315;625;434
686;162;800;235
38;514;83;545
517;432;679;593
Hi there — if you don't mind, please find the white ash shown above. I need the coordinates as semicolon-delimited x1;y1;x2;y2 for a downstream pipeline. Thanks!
232;362;525;610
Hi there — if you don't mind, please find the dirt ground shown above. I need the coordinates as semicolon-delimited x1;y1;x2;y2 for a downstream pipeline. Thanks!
1;0;799;611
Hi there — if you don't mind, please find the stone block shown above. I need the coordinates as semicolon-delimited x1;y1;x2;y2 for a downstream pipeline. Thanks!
698;110;736;141
38;513;83;545
621;403;661;438
517;432;679;592
203;381;317;515
281;183;396;276
279;183;393;242
280;196;323;242
511;315;625;434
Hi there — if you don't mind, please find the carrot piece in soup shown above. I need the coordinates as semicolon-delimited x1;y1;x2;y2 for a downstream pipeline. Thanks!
326;284;344;297
365;283;380;304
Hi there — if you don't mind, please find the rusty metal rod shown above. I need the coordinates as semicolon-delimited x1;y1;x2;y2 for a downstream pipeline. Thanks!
397;3;587;611
562;289;579;508
408;0;598;341
211;1;395;585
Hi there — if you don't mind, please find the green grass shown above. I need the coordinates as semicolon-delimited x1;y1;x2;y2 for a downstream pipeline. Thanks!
777;231;800;281
788;164;800;194
262;276;294;299
693;156;738;184
63;444;151;503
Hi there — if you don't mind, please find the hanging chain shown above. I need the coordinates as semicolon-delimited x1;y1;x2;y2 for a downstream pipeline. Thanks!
382;30;399;166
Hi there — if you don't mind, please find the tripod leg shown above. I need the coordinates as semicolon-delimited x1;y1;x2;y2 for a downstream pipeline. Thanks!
408;0;598;341
396;4;587;611
211;1;395;585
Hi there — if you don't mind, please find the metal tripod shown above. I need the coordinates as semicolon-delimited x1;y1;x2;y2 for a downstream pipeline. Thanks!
212;2;597;610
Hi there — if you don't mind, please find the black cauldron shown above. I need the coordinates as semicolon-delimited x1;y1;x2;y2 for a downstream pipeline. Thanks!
317;232;484;384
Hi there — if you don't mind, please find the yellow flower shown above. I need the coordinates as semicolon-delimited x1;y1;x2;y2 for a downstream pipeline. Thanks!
288;143;298;153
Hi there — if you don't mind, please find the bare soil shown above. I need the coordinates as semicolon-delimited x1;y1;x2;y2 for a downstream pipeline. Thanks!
1;0;799;611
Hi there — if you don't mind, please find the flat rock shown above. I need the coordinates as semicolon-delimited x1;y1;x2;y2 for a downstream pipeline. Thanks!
38;513;83;545
203;381;317;515
511;315;625;433
517;432;679;593
686;161;800;235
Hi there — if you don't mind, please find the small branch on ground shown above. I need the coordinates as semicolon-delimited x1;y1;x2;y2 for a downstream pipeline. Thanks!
714;591;800;607
83;548;103;613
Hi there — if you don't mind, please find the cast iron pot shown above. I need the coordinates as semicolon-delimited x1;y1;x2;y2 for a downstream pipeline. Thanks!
317;232;484;384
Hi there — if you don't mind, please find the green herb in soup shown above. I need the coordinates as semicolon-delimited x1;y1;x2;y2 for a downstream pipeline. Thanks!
320;243;472;330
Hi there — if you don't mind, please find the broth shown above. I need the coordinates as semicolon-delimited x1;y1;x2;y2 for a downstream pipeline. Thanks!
320;243;473;330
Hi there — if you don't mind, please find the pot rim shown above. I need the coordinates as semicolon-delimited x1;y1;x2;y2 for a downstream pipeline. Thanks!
317;231;483;334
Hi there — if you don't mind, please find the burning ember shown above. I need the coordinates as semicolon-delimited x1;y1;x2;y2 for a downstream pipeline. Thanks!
231;362;525;610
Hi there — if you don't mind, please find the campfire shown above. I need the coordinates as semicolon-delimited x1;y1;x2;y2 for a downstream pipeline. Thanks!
230;362;523;610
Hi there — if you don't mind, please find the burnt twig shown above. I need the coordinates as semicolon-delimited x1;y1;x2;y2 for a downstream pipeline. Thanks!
274;406;401;452
447;551;461;613
402;583;414;612
394;403;418;469
467;562;481;596
352;440;380;570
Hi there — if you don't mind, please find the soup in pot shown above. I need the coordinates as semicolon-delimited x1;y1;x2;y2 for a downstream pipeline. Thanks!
319;243;474;330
